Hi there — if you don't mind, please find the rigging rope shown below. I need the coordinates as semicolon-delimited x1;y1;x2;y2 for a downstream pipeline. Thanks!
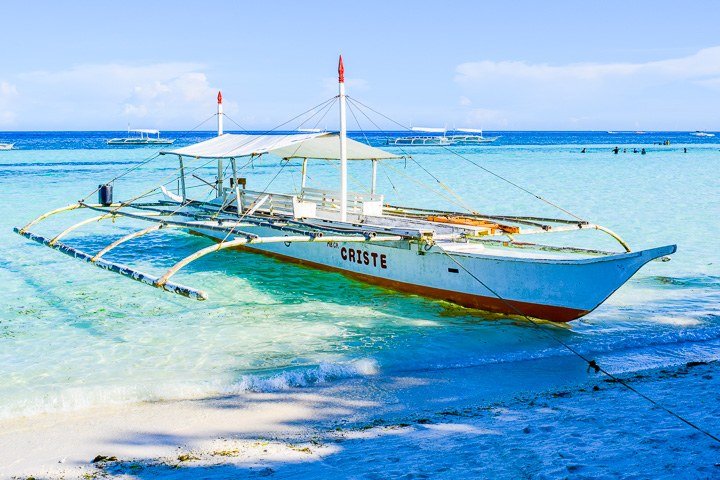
213;97;340;243
347;98;477;214
81;112;219;202
377;159;470;211
347;96;586;223
343;95;718;445
380;163;404;206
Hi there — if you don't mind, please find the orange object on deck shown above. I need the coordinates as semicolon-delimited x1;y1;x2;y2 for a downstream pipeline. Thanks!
427;216;520;234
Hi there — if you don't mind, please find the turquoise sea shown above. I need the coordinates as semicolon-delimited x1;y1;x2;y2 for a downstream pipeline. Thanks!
1;130;718;421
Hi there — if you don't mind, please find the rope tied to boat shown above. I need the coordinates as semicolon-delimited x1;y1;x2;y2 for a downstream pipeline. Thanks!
434;243;720;445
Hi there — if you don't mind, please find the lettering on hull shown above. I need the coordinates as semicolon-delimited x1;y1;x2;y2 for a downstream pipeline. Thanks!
341;246;387;269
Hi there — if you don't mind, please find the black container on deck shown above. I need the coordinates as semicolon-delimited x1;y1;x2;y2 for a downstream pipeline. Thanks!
98;184;113;206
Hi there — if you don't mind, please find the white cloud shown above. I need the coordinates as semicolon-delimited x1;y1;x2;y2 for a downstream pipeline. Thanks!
121;72;220;123
455;47;720;89
459;96;472;106
12;63;230;129
453;47;720;129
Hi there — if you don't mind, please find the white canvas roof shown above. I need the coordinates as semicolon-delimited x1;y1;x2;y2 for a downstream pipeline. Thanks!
162;133;325;159
163;133;401;161
270;133;401;160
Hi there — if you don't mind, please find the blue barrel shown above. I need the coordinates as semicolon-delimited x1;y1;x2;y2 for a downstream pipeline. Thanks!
98;184;113;206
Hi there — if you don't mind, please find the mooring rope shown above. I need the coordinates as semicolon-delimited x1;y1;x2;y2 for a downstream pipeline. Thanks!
433;244;720;444
343;94;719;444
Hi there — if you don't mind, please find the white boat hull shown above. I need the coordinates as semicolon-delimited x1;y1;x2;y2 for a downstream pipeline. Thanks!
106;139;174;145
188;222;675;322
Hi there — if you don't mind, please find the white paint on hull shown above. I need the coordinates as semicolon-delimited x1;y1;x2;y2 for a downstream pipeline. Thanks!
188;222;675;318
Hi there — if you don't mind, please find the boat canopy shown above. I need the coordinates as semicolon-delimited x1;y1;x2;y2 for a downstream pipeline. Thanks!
163;133;401;161
270;133;401;160
131;129;160;134
163;132;325;159
455;128;483;134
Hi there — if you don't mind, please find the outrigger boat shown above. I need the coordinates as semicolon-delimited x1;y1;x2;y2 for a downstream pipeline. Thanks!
0;143;14;150
14;58;676;323
107;127;175;145
387;127;453;146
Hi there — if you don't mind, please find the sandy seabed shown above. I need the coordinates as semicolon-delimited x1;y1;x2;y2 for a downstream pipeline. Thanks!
1;360;719;479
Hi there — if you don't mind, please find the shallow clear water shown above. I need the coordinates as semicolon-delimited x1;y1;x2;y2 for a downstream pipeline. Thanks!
1;131;718;420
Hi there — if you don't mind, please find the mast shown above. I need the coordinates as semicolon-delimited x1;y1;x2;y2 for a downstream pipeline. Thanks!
217;92;223;196
338;56;348;222
217;91;223;136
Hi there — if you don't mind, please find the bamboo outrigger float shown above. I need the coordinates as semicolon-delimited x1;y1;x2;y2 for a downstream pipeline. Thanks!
14;58;676;322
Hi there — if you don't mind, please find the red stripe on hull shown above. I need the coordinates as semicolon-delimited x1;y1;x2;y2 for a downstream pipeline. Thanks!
192;230;589;323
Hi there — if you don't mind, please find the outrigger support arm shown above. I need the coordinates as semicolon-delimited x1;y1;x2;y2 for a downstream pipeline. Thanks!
91;223;169;262
18;203;84;234
591;225;632;252
49;214;118;245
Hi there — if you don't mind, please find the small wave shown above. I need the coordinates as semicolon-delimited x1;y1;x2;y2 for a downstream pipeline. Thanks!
0;359;378;421
222;359;378;393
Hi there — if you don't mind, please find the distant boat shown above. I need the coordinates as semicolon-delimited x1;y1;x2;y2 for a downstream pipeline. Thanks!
387;127;452;146
607;131;616;134
446;128;499;144
690;131;715;137
107;128;174;145
635;131;645;134
0;143;14;150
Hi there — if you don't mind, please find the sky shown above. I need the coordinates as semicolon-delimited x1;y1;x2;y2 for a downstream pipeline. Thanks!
2;0;720;131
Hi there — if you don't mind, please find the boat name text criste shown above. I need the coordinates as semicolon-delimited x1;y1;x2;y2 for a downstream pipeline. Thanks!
339;246;387;269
